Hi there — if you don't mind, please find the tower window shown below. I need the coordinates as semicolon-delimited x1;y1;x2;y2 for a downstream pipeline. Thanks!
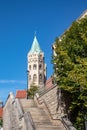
29;65;31;70
33;74;37;82
39;64;42;70
40;54;42;58
39;74;42;83
33;64;37;70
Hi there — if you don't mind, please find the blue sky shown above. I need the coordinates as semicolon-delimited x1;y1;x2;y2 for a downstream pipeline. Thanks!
0;0;87;103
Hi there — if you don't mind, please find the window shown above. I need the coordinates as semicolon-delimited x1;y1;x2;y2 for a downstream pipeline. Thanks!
39;74;42;83
40;54;42;58
39;64;42;70
29;65;31;70
39;54;43;62
33;74;37;82
33;64;37;70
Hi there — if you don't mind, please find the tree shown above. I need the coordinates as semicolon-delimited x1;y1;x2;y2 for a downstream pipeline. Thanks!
27;84;38;99
52;16;87;130
0;119;3;128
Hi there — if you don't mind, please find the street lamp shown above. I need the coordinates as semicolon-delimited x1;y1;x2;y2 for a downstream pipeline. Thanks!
27;70;29;99
0;100;3;108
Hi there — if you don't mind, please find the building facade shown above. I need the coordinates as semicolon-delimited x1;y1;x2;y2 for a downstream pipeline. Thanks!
27;36;46;89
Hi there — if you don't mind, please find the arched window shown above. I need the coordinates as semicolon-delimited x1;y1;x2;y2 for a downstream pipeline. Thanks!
39;54;42;59
29;65;31;70
33;64;37;70
33;74;37;82
39;64;42;70
39;74;42;83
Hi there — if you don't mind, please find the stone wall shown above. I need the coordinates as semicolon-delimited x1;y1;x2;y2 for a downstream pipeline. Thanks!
3;92;26;130
36;86;76;130
38;86;65;119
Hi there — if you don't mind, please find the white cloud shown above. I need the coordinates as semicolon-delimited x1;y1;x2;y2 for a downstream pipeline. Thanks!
0;80;26;84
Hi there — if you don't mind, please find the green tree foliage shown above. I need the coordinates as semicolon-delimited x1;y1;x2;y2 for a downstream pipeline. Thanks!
53;16;87;130
0;119;3;127
27;84;38;99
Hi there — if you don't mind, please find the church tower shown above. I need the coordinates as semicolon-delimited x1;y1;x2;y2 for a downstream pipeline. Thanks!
27;35;46;89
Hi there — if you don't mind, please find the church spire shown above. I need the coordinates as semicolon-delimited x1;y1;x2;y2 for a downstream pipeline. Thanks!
29;35;43;55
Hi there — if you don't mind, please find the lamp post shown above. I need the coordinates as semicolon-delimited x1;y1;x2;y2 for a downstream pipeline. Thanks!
0;100;3;108
27;70;29;99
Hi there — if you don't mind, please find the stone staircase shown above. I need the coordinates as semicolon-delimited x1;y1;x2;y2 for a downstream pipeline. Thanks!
35;86;76;130
3;88;76;130
20;98;66;130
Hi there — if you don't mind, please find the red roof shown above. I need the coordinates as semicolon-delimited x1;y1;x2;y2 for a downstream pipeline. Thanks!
0;108;3;118
16;90;27;98
45;77;54;89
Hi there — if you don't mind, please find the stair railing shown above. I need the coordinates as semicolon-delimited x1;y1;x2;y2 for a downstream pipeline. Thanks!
16;99;35;130
24;112;35;130
38;84;57;97
61;116;77;130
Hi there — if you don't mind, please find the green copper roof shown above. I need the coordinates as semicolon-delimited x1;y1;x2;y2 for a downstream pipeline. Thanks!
29;36;43;54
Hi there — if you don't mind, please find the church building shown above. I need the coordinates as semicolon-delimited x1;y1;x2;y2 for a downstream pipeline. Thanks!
27;35;46;89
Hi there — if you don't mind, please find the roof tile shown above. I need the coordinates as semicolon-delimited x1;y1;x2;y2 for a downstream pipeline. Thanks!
0;108;3;118
16;90;27;98
45;77;54;89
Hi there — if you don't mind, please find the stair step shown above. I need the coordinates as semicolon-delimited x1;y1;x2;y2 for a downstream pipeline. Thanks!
35;124;61;130
20;99;36;108
19;86;66;130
